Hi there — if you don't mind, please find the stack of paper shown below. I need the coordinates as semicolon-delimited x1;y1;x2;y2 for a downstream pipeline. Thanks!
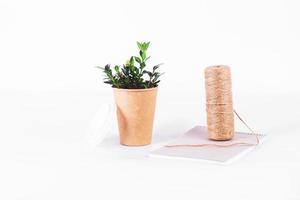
150;126;266;164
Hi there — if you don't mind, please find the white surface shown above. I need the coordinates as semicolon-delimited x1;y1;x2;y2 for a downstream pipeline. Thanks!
1;90;300;200
150;126;267;164
1;0;300;95
1;0;300;199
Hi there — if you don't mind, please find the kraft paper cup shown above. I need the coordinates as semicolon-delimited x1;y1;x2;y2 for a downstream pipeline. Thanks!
113;87;158;146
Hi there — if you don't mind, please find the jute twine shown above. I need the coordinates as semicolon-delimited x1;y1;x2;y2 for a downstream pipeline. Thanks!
166;65;259;148
165;110;259;148
205;65;234;141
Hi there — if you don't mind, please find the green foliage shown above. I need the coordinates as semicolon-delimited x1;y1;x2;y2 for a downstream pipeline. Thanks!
97;42;163;89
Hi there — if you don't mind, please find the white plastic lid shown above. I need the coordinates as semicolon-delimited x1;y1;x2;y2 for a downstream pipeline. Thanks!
87;102;115;146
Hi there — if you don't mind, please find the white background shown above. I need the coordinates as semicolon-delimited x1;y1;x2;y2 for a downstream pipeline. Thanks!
0;0;300;199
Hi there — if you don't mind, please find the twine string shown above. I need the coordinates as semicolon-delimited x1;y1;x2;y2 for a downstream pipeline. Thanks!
166;65;259;148
233;110;259;144
165;110;259;148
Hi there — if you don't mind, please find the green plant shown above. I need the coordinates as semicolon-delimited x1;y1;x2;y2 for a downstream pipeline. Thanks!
97;42;163;89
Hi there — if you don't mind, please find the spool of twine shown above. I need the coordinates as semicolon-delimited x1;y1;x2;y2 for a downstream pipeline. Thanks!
205;65;234;141
165;66;260;148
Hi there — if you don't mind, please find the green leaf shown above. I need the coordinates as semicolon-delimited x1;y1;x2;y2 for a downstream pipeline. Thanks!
134;56;141;64
104;80;113;84
140;62;146;68
152;74;160;82
95;66;104;70
139;50;143;58
145;42;150;50
137;42;142;51
129;56;134;66
144;70;152;77
133;67;139;74
141;51;146;60
145;56;151;62
142;43;146;51
114;65;119;72
99;42;163;89
104;64;111;71
153;65;159;71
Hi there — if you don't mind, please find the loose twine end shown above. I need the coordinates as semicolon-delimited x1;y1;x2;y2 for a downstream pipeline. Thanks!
165;110;260;148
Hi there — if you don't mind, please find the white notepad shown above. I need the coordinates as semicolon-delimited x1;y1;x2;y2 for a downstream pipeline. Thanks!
150;126;266;164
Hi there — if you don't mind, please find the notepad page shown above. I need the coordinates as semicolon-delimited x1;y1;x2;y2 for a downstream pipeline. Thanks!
150;126;266;164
